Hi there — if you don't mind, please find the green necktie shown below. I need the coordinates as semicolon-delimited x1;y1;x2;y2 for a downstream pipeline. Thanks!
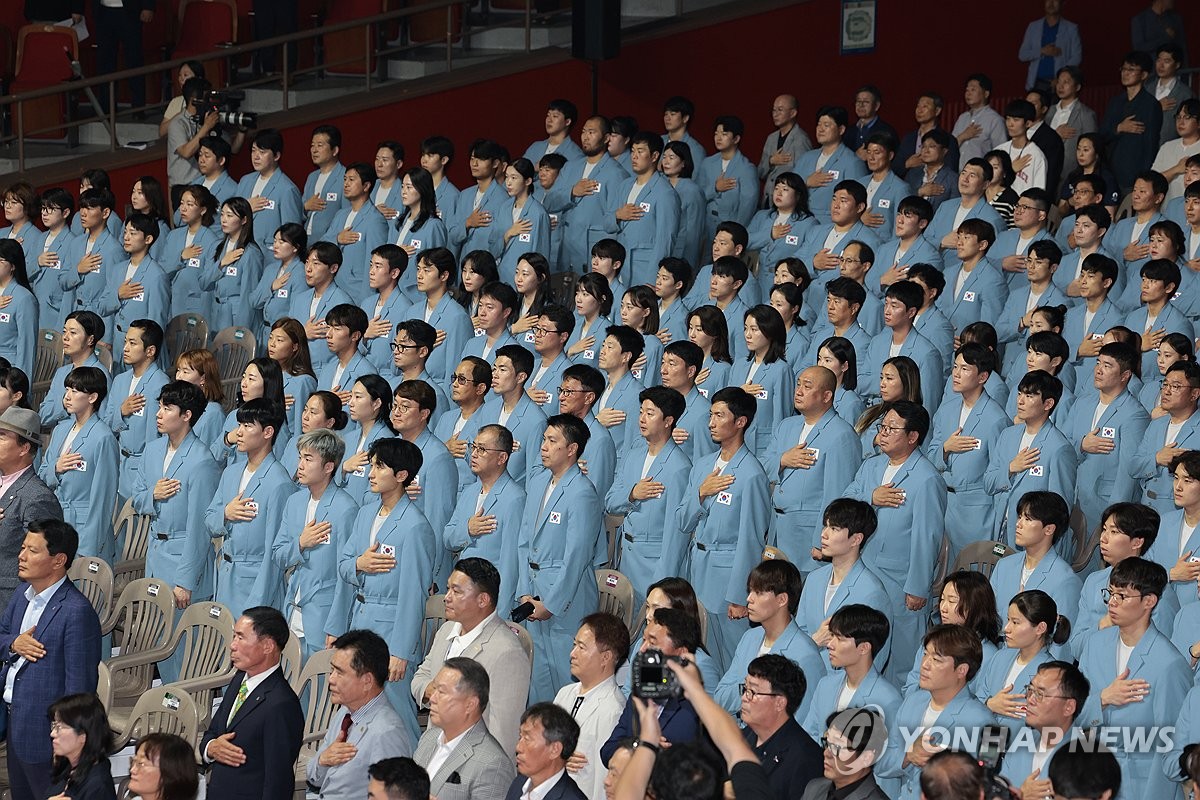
227;680;249;725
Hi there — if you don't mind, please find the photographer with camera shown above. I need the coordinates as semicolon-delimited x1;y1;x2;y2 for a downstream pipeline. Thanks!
612;655;775;800
918;750;985;800
167;78;247;208
599;607;702;766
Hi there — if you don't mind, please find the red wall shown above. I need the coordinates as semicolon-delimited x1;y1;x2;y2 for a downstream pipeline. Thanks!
9;0;1200;216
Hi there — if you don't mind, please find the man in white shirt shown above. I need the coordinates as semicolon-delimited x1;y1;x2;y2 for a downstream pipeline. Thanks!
413;657;517;800
552;613;628;800
411;558;531;757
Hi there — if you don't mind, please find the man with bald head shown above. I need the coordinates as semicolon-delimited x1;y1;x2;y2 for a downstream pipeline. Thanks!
765;366;862;570
758;94;812;204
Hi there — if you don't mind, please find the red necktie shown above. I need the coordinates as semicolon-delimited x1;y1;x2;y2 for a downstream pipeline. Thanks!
339;713;352;741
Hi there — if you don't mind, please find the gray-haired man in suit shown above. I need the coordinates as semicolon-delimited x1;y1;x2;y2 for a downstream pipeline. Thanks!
0;407;63;610
414;657;515;800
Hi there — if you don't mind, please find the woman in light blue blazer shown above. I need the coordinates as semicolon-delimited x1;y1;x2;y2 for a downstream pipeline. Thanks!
728;305;793;459
248;223;308;350
816;336;866;426
458;249;500;323
498;159;551;286
38;366;119;562
161;185;221;322
210;198;265;332
336;374;397;506
268;318;318;435
620;286;665;386
903;570;1002;695
854;356;922;461
748;173;818;299
975;590;1066;735
567;273;614;371
686;305;734;399
0;239;39;379
217;357;291;466
662;141;707;271
769;282;811;378
511;252;553;344
173;348;229;466
280;390;348;480
394;167;448;304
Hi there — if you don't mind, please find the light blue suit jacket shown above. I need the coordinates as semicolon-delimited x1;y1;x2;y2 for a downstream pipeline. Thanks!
498;196;551;285
795;145;868;224
712;621;827;724
989;549;1082;628
444;470;525;614
546;154;630;270
928;394;1011;551
29;227;77;333
327;497;435;663
1148;509;1200;610
395;217;449;304
39;414;119;562
984;422;1077;546
133;431;222;598
697;150;759;242
926;199;1004;264
38;354;111;429
767;409;862;564
159;225;223;322
940;259;1009;333
845;450;946;601
249;257;308;335
302;163;348;243
56;228;126;340
102;363;170;495
205;455;295;615
211;242;265;331
1077;624;1191;800
728;358;794;460
235;170;303;254
327;202;389;302
474;395;547;487
800;667;903;745
270;485;360;647
1131;411;1200;517
868;235;942;297
1063;389;1150;526
862;328;944;413
604;171;681;286
449;180;508;258
796;559;892;668
421;292;474;382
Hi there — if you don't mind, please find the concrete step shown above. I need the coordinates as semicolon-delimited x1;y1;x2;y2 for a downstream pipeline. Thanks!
467;19;572;50
77;120;159;147
385;48;509;80
240;77;397;114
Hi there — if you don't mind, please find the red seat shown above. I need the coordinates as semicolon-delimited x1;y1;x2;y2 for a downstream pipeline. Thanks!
174;0;237;85
12;24;79;139
323;0;383;75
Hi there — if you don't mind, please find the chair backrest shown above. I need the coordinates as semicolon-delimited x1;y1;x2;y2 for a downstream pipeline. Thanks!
165;314;210;367
947;540;1014;579
96;661;113;715
176;0;237;47
1046;203;1063;236
14;24;78;85
505;621;533;661
1070;505;1101;573
69;556;115;627
696;599;708;647
93;345;113;372
281;632;303;689
1114;194;1134;222
114;498;152;563
294;648;336;758
549;271;578;308
105;578;177;695
595;569;634;631
210;333;254;412
211;325;257;356
421;594;447;657
761;546;788;561
32;328;63;407
114;684;200;752
170;601;236;718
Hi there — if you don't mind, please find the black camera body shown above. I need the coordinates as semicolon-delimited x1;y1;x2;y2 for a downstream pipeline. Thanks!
978;725;1019;800
631;649;685;700
193;90;257;130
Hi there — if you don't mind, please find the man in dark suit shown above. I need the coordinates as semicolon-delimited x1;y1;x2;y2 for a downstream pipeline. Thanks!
94;0;156;113
505;703;587;800
797;708;890;800
0;407;64;611
201;606;304;800
0;518;101;800
600;608;702;765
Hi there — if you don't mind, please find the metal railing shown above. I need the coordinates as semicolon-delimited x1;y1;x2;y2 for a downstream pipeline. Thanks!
0;0;575;172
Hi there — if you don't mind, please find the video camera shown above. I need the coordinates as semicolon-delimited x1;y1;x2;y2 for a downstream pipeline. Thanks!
977;725;1019;800
192;90;257;130
631;649;689;701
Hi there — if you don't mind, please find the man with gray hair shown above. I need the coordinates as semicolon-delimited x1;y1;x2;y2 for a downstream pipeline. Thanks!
269;428;360;658
414;657;515;800
0;407;62;610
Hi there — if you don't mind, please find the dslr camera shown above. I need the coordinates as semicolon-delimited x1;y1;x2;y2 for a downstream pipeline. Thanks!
631;649;688;700
192;90;257;130
977;725;1019;800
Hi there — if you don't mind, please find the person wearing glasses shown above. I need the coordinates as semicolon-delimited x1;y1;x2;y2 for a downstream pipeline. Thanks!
443;427;524;611
126;732;199;800
844;400;946;682
996;660;1089;797
389;320;448;430
799;182;881;305
391;380;458;573
526;304;575;413
1132;362;1200;517
732;654;823;800
413;248;473;383
433;357;493;494
1076;557;1190;800
556;364;618;512
988;188;1054;291
799;707;889;800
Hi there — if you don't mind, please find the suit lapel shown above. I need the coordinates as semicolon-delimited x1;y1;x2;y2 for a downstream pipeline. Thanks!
164;435;197;481
229;670;279;729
